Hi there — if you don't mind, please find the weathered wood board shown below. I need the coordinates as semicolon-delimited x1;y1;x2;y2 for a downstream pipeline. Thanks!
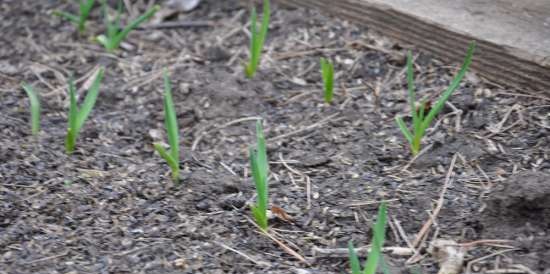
276;0;550;92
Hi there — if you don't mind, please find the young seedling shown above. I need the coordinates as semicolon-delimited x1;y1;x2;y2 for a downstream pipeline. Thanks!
244;0;270;78
53;0;96;34
65;68;105;154
153;70;181;183
96;0;159;53
395;42;475;155
249;120;269;230
21;83;41;136
348;202;388;274
320;57;334;104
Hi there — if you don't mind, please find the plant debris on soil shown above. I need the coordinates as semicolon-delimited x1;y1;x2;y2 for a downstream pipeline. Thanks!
1;1;549;273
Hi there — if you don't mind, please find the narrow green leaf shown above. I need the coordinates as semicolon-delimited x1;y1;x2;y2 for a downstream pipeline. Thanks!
153;143;180;182
320;57;334;103
162;69;179;164
249;120;269;230
53;10;80;24
96;35;109;48
420;42;475;134
154;70;181;184
78;0;96;33
348;241;362;274
395;116;413;144
255;121;268;212
411;135;421;156
153;143;179;174
363;202;387;274
255;121;268;188
245;0;270;78
250;146;267;213
66;77;79;154
251;205;268;230
79;0;96;15
76;68;104;130
245;7;258;78
100;0;117;50
112;5;159;51
258;0;270;52
66;129;76;154
22;83;40;136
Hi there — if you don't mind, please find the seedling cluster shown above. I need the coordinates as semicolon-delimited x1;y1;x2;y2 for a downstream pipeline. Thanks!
20;0;477;272
153;70;181;183
97;0;159;52
54;0;95;34
54;0;158;52
245;0;270;78
66;68;105;154
395;42;475;155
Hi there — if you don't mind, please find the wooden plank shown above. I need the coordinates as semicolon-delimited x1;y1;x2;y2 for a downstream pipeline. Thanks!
276;0;550;92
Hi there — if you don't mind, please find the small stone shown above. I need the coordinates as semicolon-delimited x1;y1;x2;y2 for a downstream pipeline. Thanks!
204;45;230;62
218;194;245;210
195;199;210;211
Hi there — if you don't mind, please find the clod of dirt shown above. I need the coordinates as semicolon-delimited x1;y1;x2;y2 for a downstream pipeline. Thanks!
413;135;485;168
204;45;231;62
483;171;550;227
481;171;550;271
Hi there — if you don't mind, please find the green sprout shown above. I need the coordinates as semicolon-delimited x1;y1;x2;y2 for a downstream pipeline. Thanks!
53;0;96;34
65;68;105;154
320;57;334;104
96;0;159;53
244;0;270;78
395;42;475;155
21;83;41;136
348;202;388;274
153;70;181;183
249;120;269;230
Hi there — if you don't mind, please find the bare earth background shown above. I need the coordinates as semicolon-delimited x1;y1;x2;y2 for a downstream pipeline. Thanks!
1;0;549;273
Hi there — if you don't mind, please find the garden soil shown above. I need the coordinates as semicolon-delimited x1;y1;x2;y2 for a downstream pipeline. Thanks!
1;0;549;273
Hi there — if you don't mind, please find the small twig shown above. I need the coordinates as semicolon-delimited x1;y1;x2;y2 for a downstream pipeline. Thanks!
245;217;309;264
392;216;418;254
311;245;414;258
278;153;303;177
465;248;518;274
410;154;458;249
137;20;217;30
445;101;463;132
346;198;398;207
510;264;539;274
306;176;312;210
273;47;348;61
459;239;515;248
192;116;262;151
484;104;526;138
220;162;237;176
269;113;339;142
214;242;271;267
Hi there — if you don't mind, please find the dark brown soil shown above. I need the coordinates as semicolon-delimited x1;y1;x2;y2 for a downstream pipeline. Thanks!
1;1;549;273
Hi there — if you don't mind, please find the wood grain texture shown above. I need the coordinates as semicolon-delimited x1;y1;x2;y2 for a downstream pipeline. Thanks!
275;0;550;92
